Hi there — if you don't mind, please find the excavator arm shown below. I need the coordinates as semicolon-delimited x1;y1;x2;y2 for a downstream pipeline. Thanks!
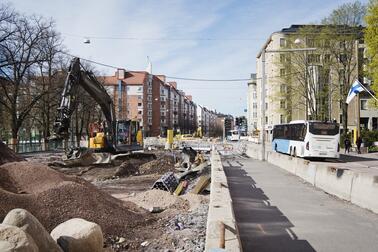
53;58;116;148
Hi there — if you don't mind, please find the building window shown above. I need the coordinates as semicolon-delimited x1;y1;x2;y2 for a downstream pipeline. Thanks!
280;114;284;124
148;111;152;116
138;87;142;91
148;118;152;124
265;116;268;124
324;54;331;63
280;69;286;76
265;102;268;110
253;112;257;118
253;91;257;99
308;54;320;64
361;100;368;110
280;100;286;109
138;95;142;99
280;84;286;93
138;103;142;107
280;38;286;47
138;111;142;114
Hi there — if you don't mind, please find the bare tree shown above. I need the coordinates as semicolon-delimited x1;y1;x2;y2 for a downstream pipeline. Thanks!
0;11;58;144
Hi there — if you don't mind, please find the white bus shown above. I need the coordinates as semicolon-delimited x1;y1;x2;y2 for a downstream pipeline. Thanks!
272;120;340;159
227;130;240;141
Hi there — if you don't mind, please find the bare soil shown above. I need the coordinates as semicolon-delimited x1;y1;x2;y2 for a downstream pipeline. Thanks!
2;150;210;251
0;141;24;165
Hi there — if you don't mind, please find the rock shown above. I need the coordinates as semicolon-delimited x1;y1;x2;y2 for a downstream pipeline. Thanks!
118;237;126;243
2;208;63;252
50;218;103;252
141;241;149;247
149;206;165;213
0;224;38;252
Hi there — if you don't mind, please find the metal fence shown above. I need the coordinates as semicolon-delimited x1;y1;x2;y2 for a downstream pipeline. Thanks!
7;141;78;154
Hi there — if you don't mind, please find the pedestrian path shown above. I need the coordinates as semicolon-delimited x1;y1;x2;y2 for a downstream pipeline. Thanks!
223;156;378;252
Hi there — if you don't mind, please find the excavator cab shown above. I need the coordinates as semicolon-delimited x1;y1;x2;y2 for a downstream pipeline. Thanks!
89;120;142;152
116;120;142;150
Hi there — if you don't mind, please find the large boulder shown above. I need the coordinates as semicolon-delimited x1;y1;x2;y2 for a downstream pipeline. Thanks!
2;208;62;252
0;224;38;252
50;218;103;252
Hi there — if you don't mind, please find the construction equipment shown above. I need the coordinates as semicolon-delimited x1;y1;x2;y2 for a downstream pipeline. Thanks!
52;58;142;164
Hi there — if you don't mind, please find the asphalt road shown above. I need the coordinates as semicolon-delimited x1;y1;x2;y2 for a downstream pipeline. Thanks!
223;155;378;252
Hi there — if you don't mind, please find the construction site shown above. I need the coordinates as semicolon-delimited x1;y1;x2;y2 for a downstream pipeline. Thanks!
0;137;232;252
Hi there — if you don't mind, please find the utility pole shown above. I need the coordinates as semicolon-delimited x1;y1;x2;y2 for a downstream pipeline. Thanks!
261;50;266;160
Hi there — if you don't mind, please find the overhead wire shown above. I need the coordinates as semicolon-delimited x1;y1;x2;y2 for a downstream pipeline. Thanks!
59;51;304;83
63;33;266;41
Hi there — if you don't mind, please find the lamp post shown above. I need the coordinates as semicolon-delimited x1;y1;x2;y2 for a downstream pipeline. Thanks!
259;46;316;161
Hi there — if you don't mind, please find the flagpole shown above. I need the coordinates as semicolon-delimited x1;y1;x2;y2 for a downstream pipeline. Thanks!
357;92;360;140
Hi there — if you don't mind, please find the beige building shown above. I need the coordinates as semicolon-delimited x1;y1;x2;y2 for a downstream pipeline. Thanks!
252;24;377;140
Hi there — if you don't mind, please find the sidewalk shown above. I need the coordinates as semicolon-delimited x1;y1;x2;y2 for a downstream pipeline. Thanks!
223;156;378;252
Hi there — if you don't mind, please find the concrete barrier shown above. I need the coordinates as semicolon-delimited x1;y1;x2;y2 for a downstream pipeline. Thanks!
350;173;378;213
246;143;378;214
314;166;354;201
205;150;242;252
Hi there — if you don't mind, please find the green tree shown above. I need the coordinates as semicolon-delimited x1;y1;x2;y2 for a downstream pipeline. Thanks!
365;0;378;95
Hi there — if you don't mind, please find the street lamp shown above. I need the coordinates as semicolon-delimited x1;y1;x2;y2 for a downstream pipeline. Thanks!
259;45;316;161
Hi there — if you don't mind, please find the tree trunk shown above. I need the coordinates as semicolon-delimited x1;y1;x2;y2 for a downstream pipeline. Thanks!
342;102;348;138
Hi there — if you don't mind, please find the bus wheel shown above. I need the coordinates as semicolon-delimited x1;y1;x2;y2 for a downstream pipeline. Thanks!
275;144;277;151
293;148;297;157
289;147;292;156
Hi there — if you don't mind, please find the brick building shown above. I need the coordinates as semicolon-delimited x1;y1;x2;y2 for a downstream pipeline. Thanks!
102;70;197;136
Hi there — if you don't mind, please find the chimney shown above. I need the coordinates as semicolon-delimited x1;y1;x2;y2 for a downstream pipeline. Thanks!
117;69;126;80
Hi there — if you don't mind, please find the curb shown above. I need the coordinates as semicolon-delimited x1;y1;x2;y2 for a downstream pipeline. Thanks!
205;150;242;252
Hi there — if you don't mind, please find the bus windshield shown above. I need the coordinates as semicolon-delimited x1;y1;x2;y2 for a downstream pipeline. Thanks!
309;122;339;136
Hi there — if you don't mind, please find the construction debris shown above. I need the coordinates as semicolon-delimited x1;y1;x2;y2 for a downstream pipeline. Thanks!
1;141;212;251
152;172;179;192
191;175;211;194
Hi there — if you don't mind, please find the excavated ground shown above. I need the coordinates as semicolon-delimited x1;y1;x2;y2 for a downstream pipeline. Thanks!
9;148;210;251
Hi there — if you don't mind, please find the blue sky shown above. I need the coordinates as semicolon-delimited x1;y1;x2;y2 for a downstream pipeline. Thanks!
7;0;368;116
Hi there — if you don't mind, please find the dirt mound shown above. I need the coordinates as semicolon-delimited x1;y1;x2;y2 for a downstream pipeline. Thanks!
0;141;24;165
0;161;153;236
127;189;190;211
139;154;176;175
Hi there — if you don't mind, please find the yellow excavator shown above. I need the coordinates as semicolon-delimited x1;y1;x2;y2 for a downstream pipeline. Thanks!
52;58;144;164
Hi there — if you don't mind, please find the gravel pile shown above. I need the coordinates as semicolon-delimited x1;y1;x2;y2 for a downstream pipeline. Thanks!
0;141;24;165
127;189;190;211
166;204;209;251
139;153;176;175
0;161;153;237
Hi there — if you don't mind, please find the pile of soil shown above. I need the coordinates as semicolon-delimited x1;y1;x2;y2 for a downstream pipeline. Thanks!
127;189;190;211
0;141;24;165
0;161;155;237
139;154;176;175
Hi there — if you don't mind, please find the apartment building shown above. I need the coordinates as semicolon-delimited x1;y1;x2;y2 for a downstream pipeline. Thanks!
252;24;376;140
102;70;198;136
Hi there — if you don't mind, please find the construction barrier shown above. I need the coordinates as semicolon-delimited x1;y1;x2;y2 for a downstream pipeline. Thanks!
205;149;242;252
246;142;378;214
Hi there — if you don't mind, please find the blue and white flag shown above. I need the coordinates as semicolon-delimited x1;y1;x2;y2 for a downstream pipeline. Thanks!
346;80;364;104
